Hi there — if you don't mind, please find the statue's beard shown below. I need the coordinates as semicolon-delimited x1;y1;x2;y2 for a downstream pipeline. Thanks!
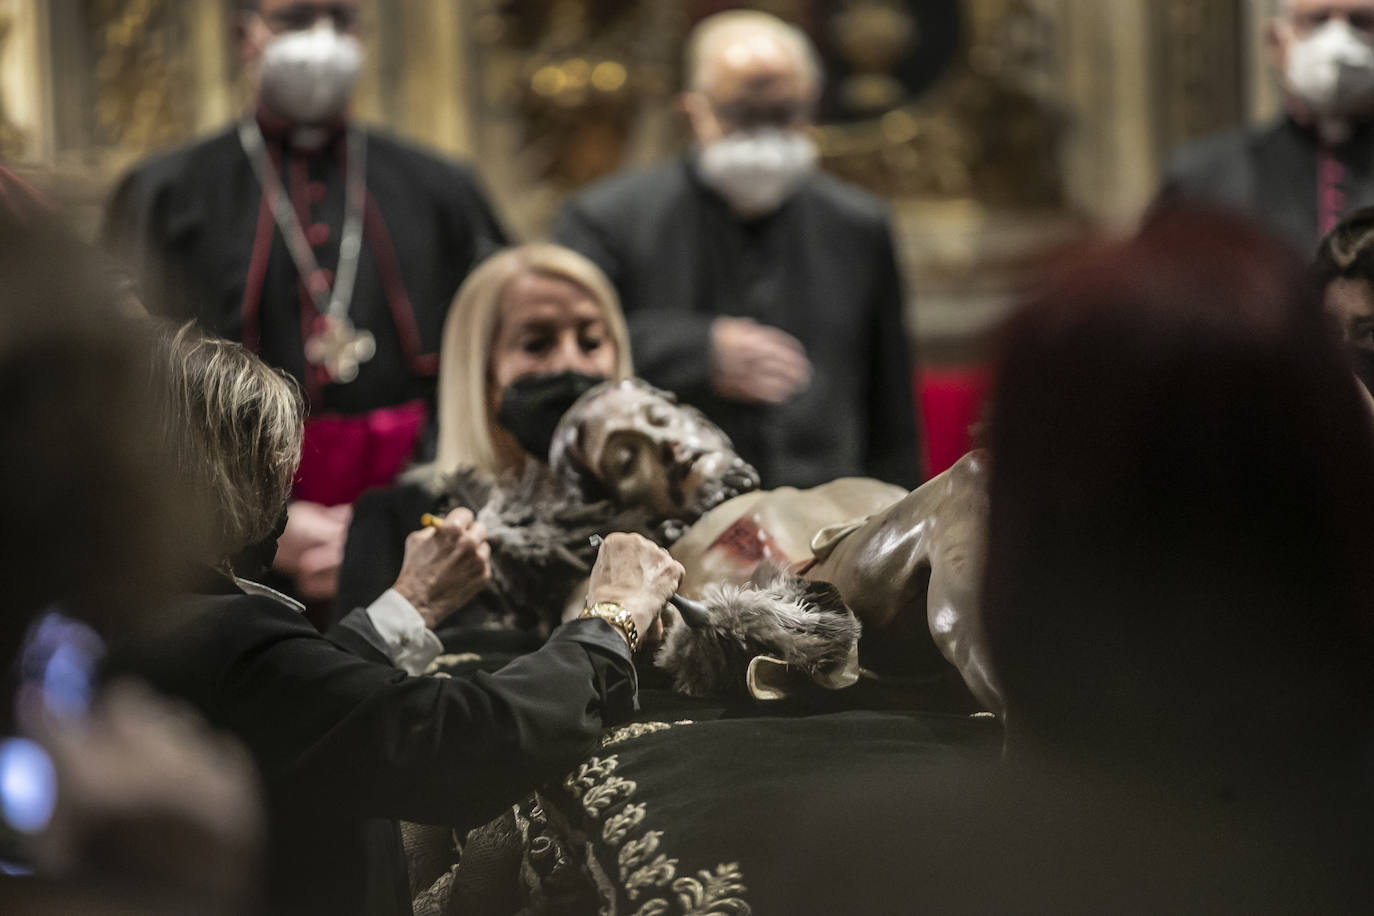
658;456;760;543
691;456;761;515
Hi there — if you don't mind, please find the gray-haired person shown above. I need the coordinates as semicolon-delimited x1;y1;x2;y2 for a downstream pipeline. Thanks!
120;324;681;916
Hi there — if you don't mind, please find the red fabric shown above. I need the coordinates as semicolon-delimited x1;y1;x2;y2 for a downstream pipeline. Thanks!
1319;149;1346;238
294;399;428;506
363;191;439;377
916;365;991;477
239;187;276;353
0;164;54;221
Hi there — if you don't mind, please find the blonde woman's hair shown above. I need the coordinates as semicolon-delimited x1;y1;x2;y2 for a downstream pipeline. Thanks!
156;323;305;563
432;243;632;477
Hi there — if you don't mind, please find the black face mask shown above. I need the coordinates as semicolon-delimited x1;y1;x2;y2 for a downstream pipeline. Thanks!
229;503;290;580
497;371;604;461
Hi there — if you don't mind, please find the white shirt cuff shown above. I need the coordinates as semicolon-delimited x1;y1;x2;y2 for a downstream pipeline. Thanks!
365;589;443;676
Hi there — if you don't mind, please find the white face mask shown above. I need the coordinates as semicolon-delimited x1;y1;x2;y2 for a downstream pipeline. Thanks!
258;21;363;126
1285;18;1374;135
697;128;818;218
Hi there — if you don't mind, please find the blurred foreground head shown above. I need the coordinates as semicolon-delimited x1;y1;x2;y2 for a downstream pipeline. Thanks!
983;206;1374;792
0;217;188;674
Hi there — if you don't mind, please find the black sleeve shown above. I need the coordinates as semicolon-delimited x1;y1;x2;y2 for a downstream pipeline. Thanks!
333;486;416;625
449;164;512;260
551;199;622;287
100;166;193;321
324;606;394;664
627;311;717;402
553;201;718;400
201;602;635;831
863;217;922;488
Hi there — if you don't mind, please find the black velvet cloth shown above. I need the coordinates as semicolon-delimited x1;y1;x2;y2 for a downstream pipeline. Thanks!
553;156;920;490
457;683;1374;914
484;696;999;915
103;120;507;417
1161;116;1374;254
114;574;635;916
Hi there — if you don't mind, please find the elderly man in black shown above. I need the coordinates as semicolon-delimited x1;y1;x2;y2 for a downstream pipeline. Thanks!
554;10;920;490
1163;0;1374;251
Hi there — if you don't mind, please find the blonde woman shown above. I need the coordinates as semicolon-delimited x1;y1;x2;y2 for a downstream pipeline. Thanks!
335;243;632;628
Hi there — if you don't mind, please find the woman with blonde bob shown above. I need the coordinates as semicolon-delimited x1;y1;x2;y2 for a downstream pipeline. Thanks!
435;242;632;476
335;243;633;626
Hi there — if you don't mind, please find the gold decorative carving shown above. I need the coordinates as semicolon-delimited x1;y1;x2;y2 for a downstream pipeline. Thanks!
89;0;192;152
832;0;921;115
475;0;681;190
472;0;1068;229
815;0;1064;208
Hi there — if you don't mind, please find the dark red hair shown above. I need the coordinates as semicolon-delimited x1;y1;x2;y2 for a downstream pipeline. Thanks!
983;205;1374;787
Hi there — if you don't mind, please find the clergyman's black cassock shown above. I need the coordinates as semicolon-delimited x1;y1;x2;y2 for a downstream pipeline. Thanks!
1161;116;1374;253
103;118;507;422
554;156;921;490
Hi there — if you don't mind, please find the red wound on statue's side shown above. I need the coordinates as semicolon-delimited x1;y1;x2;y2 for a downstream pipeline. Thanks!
709;514;787;569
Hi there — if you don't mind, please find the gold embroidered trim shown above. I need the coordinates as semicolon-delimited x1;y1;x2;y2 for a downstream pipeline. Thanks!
600;719;697;747
563;723;752;915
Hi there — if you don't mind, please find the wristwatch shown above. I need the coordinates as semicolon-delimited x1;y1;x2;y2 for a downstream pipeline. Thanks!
579;600;641;653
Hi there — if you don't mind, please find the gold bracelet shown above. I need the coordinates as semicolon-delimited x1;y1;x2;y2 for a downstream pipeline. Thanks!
579;600;640;653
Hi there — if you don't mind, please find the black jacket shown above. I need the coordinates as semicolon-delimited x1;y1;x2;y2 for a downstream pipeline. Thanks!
120;575;635;915
1161;116;1374;253
554;156;920;489
334;480;439;623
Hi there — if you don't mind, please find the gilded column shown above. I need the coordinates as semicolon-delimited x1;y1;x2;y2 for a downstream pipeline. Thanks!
188;0;234;135
395;0;472;157
0;0;47;163
1055;0;1159;227
1243;0;1283;123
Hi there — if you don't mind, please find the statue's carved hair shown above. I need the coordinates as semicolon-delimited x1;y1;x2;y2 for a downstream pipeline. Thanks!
1316;204;1374;283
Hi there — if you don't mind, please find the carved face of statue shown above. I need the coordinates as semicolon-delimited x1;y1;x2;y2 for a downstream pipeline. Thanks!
549;380;760;520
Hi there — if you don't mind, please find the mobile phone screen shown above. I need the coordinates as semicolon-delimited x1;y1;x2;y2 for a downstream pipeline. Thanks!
0;610;105;868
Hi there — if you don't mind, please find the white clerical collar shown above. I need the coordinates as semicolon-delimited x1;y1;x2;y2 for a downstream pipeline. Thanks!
232;576;307;614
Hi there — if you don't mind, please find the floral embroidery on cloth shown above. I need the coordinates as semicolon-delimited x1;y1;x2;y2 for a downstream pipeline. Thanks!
561;721;752;916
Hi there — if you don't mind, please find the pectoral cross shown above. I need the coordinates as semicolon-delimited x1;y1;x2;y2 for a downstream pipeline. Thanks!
304;314;376;384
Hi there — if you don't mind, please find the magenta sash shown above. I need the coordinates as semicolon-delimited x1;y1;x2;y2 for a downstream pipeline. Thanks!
294;399;427;506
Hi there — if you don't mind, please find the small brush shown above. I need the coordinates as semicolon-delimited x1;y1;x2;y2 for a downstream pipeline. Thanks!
587;534;712;628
